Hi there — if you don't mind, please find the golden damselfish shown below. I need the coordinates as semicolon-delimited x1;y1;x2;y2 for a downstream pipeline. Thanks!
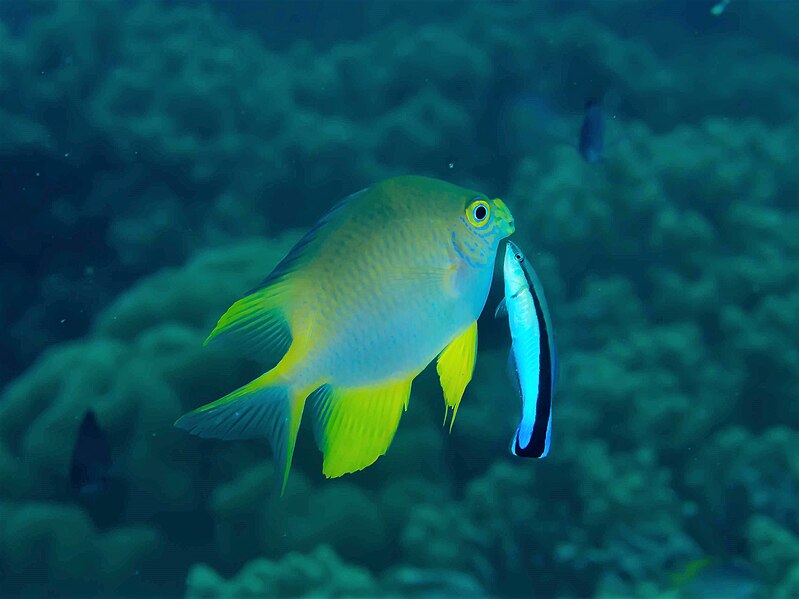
176;176;514;491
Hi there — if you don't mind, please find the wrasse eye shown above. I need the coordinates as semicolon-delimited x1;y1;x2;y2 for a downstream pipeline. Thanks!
515;253;523;262
466;198;491;228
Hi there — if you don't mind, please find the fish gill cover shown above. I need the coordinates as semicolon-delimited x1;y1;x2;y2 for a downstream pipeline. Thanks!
0;0;798;597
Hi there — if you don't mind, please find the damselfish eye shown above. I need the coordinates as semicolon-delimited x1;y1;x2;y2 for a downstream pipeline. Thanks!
466;199;491;228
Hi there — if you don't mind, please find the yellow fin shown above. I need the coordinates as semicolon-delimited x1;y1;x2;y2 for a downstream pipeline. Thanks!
437;321;477;432
669;556;720;589
204;187;370;360
204;281;293;365
311;378;412;478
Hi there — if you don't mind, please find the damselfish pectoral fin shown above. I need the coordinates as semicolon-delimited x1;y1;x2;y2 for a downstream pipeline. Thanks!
387;264;459;298
310;378;413;478
436;321;478;432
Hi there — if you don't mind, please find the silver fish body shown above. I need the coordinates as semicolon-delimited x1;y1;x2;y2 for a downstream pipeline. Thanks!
497;240;557;458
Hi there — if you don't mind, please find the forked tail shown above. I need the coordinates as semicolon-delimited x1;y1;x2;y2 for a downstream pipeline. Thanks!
175;369;307;494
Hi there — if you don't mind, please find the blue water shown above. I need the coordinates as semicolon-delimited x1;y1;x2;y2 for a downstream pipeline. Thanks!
1;0;797;597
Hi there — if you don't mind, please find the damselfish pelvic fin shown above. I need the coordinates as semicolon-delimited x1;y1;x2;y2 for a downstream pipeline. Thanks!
436;321;478;432
494;297;507;318
203;281;293;364
174;370;306;494
311;378;413;478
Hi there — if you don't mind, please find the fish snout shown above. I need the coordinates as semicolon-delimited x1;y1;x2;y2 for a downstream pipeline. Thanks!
492;198;515;236
505;240;521;259
502;241;528;294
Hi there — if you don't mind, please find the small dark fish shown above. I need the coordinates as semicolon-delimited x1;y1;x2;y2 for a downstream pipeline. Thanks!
500;92;616;163
578;99;605;163
70;410;112;495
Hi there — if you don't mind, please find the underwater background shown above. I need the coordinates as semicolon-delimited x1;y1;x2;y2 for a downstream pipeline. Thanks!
1;0;798;597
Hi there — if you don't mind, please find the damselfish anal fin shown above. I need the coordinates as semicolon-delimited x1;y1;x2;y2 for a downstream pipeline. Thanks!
436;321;478;431
311;378;413;478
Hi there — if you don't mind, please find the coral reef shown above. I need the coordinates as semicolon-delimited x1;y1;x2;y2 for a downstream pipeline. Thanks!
1;0;797;597
185;545;380;599
0;236;299;596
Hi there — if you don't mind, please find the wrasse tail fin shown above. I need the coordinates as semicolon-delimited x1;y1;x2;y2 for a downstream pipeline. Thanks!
174;369;307;494
511;413;552;459
311;378;412;478
436;321;477;432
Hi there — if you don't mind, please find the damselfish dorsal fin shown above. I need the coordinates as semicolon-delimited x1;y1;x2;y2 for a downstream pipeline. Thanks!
254;187;368;291
311;378;413;478
203;187;369;362
203;281;293;364
436;321;478;431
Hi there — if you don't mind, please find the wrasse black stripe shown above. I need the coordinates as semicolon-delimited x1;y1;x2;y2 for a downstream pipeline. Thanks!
528;286;552;457
516;264;553;459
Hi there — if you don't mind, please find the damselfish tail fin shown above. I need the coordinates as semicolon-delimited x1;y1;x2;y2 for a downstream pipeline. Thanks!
175;370;306;494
